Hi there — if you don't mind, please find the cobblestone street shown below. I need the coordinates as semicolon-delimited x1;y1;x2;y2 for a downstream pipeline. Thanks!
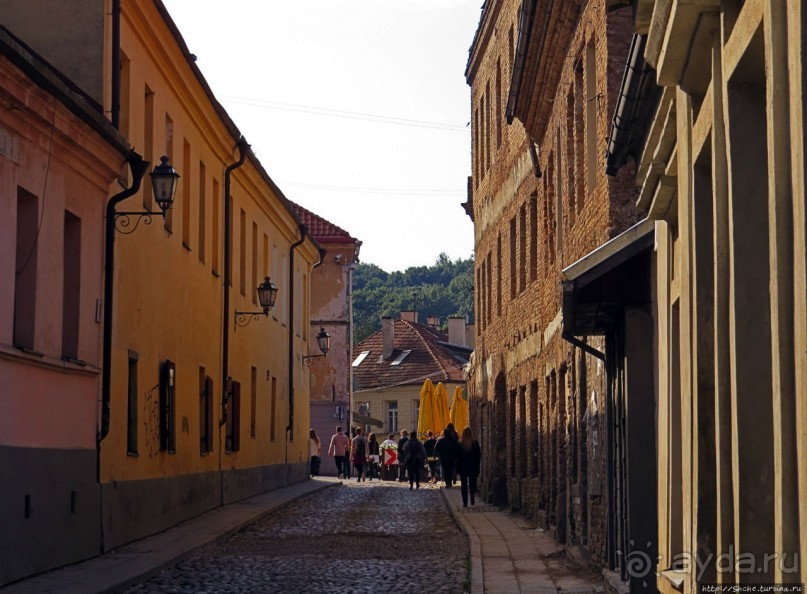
127;480;469;594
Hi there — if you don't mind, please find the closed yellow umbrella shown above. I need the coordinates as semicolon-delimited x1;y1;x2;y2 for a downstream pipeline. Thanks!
417;378;435;437
450;386;469;431
434;382;451;435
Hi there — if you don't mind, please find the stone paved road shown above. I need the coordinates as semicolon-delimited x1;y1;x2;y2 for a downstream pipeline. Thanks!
127;480;469;594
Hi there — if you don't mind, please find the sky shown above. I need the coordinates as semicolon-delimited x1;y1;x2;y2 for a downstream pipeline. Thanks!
161;0;482;273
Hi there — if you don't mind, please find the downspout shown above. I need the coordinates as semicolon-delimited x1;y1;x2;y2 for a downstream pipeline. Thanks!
220;138;249;503
286;225;307;459
99;151;149;451
111;0;121;130
221;138;249;421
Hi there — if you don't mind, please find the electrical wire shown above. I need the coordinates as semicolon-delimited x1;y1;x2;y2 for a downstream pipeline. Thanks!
278;181;465;196
220;95;470;132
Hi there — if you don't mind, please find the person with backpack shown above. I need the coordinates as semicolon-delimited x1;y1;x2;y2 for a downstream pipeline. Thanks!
351;427;369;482
404;431;427;490
367;433;380;481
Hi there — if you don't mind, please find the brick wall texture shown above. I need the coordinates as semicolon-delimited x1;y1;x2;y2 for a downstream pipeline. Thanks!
465;0;637;573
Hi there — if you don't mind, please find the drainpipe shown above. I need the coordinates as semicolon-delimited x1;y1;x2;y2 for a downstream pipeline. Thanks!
99;151;149;451
286;225;307;458
111;0;121;129
221;138;250;429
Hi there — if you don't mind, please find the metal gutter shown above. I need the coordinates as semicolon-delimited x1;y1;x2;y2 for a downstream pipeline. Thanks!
286;225;308;452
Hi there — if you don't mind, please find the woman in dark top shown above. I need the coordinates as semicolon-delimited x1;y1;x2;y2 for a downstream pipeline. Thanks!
367;433;380;481
456;426;481;507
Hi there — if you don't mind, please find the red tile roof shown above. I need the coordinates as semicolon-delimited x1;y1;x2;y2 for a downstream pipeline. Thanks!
290;201;358;245
352;318;470;392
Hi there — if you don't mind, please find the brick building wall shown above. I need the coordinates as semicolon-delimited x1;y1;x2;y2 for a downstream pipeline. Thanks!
465;0;637;573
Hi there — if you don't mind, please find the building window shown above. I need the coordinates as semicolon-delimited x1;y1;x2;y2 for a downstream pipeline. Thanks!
212;178;220;275
182;139;191;248
239;209;246;296
200;369;213;454
164;114;174;231
529;193;538;282
127;351;139;455
495;58;503;148
226;380;241;452
270;376;277;442
574;58;585;215
585;40;597;199
413;400;420;431
160;359;176;453
529;381;538;477
518;386;527;478
496;234;502;316
250;366;257;438
198;161;206;263
120;51;131;137
484;81;492;170
485;254;492;325
519;202;527;292
143;86;154;211
251;222;258;305
14;187;38;350
509;217;517;299
62;211;81;359
387;401;398;434
566;86;576;225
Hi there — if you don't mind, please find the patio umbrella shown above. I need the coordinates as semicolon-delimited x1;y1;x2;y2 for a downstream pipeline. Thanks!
417;378;435;438
434;382;451;436
449;386;469;431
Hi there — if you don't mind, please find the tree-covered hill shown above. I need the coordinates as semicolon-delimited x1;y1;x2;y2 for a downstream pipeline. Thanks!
352;253;474;343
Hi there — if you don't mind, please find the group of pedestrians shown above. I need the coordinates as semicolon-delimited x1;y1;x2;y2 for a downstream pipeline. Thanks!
310;423;481;507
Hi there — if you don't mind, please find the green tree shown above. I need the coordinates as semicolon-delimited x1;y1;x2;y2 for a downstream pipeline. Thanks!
352;254;474;343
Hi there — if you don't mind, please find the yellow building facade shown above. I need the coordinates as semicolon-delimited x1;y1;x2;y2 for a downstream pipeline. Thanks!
0;0;321;553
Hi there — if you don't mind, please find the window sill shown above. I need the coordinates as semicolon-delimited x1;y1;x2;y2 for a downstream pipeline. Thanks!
182;241;192;251
127;451;139;457
0;343;101;376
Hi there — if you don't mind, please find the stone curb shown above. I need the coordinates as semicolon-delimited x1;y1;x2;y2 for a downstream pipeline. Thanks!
440;487;484;594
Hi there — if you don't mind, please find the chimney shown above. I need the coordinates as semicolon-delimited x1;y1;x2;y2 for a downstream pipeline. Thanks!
400;310;417;323
382;316;394;359
448;316;466;347
465;322;475;349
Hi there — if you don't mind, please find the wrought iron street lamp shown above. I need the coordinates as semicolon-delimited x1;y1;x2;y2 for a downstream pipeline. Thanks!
100;152;180;443
114;155;180;233
235;276;278;328
302;327;330;365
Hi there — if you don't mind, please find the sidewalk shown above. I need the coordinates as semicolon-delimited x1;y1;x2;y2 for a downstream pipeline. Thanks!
441;486;603;594
2;478;340;594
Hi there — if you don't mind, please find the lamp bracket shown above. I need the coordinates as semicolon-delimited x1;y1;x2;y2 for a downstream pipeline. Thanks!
302;353;326;366
234;310;268;329
114;210;166;234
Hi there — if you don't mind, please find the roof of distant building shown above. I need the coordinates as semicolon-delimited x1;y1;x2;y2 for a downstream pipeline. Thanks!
352;318;470;393
290;201;359;245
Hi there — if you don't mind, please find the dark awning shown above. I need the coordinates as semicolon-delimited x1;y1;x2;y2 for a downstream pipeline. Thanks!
561;219;654;344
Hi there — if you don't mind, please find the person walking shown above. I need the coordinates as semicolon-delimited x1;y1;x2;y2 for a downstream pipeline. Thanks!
435;423;459;488
351;427;369;482
327;426;350;479
456;426;481;507
404;431;426;490
423;430;439;485
309;429;321;477
367;433;380;481
397;430;409;482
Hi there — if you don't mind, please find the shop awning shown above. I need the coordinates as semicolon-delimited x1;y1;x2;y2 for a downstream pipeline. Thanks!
561;219;655;348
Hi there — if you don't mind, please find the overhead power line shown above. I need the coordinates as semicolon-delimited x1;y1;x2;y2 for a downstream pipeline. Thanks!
279;181;465;196
220;95;470;132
